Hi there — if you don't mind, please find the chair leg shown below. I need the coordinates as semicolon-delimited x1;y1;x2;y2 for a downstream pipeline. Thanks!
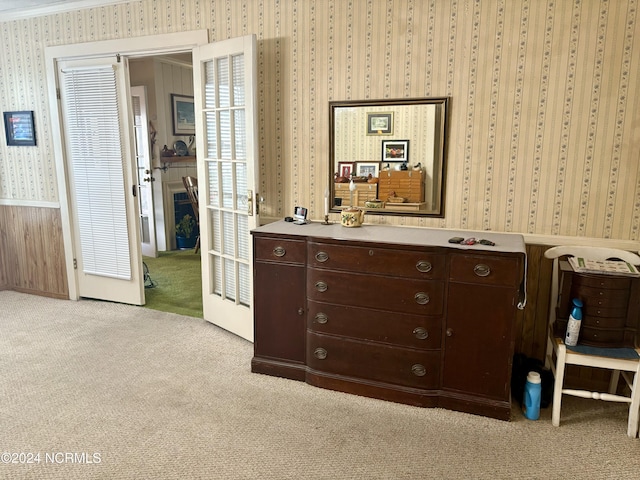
608;370;620;395
194;236;200;254
544;333;553;370
552;344;567;427
627;365;640;438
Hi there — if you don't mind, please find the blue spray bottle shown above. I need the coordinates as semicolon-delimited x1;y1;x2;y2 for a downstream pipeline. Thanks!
564;298;583;347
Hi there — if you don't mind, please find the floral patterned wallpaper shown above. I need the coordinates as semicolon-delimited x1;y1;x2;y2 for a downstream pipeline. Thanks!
0;0;639;241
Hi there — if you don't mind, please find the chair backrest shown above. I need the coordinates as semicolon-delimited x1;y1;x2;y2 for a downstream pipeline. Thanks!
182;176;199;222
544;246;640;324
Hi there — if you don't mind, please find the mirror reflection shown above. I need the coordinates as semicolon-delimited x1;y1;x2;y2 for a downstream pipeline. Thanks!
329;97;448;217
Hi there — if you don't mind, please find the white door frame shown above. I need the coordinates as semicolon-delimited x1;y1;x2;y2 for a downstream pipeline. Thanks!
45;30;209;300
131;85;157;258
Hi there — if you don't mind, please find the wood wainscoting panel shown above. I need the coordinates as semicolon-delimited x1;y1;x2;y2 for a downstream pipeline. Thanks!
0;205;68;299
0;207;8;290
514;244;553;361
516;244;618;392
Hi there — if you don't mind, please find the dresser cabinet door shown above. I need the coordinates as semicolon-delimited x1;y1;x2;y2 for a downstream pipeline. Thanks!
443;254;520;401
253;236;306;367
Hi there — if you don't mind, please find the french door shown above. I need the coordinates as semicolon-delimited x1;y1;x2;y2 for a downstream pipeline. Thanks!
193;35;259;341
57;57;144;305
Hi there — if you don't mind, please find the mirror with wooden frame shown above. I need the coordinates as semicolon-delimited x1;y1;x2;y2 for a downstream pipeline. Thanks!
329;97;448;217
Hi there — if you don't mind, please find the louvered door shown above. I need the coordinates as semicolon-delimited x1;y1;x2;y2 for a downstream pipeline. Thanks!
58;57;144;305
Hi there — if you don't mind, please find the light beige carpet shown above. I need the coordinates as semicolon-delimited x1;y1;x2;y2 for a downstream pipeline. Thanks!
1;290;639;479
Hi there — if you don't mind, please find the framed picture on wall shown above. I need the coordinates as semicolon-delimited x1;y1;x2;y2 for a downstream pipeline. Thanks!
171;94;195;135
381;140;409;163
366;112;393;135
3;111;36;146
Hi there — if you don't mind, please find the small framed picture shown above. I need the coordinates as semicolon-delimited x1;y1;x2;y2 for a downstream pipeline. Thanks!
382;140;409;163
356;162;380;178
3;111;36;146
337;161;355;178
367;112;393;135
170;94;195;135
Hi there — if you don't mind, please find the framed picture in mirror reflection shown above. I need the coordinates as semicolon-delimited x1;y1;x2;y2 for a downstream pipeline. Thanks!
356;162;380;178
382;140;409;163
337;162;355;179
366;112;393;135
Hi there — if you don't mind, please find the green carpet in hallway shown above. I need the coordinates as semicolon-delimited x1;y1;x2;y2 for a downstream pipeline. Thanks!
143;249;203;318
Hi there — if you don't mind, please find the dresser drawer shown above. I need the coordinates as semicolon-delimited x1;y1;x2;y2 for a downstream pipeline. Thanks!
449;254;521;287
307;300;441;349
555;319;629;347
254;236;306;264
573;274;632;290
579;326;626;347
580;298;629;321
582;313;627;329
570;284;630;307
307;268;444;315
308;241;444;279
307;332;440;389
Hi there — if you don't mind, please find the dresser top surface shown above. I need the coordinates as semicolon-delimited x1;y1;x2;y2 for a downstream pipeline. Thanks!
252;220;526;254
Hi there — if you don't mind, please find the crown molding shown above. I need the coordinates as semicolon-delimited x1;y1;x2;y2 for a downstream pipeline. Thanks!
0;0;129;22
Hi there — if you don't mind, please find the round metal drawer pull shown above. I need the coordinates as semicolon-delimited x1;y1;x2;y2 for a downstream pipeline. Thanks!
413;327;429;339
416;261;433;273
411;364;427;377
446;328;454;337
315;251;329;263
315;313;328;324
298;308;304;316
273;246;286;257
315;281;328;292
314;348;327;360
414;292;430;305
473;264;491;277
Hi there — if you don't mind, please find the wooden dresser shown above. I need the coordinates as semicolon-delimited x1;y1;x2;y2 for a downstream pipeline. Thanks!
251;221;526;420
555;262;640;348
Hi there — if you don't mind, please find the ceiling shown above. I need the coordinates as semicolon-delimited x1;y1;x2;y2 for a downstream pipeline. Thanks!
0;0;68;11
0;0;124;21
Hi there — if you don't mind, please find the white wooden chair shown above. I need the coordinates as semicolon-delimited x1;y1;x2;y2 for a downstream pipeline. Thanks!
544;246;640;438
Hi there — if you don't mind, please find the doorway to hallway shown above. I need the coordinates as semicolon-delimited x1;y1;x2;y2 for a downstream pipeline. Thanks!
143;250;202;318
